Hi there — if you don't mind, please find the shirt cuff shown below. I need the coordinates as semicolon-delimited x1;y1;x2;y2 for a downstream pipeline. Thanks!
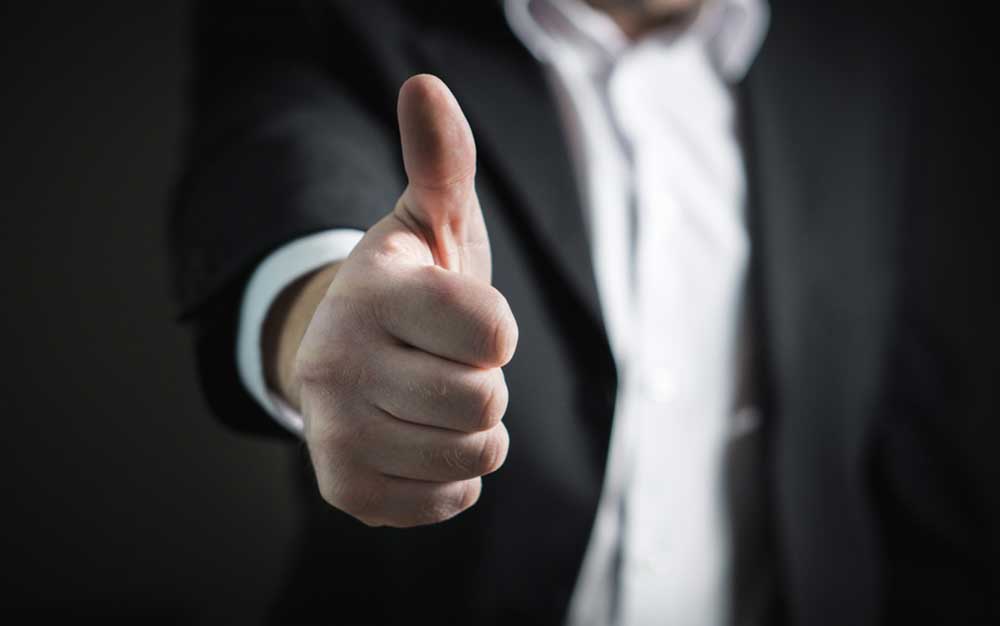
236;229;365;436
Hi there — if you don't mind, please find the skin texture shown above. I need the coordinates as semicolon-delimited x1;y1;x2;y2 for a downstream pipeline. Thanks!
266;75;517;528
262;3;704;527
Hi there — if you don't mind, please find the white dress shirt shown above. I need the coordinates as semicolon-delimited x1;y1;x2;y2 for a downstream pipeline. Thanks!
236;1;768;623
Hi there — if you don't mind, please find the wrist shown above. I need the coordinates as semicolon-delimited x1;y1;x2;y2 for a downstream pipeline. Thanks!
262;261;342;411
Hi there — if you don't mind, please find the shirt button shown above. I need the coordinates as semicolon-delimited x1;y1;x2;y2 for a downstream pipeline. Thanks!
643;366;676;404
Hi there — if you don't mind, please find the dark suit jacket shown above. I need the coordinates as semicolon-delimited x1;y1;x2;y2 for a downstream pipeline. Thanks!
169;1;998;624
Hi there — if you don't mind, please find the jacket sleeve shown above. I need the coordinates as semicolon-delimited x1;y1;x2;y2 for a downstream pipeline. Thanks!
167;0;405;436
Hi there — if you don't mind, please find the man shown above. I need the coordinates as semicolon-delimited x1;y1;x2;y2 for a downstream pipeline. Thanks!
170;0;997;624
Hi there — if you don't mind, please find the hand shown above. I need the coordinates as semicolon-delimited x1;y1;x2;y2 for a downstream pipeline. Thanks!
281;75;518;527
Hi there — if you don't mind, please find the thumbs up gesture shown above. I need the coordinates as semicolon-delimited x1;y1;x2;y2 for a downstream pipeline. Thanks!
290;75;518;527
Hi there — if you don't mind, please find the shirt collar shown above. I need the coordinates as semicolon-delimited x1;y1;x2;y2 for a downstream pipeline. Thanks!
503;0;770;82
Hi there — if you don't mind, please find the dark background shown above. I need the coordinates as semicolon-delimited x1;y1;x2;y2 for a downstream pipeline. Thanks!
1;2;298;620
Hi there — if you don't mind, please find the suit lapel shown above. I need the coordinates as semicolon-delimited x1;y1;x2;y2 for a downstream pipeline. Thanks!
406;7;903;622
740;3;907;623
410;15;606;335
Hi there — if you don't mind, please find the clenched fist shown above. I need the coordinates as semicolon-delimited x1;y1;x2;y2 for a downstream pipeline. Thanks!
266;75;518;528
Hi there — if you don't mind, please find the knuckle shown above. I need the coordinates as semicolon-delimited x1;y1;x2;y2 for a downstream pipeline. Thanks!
475;427;509;476
316;471;350;511
436;441;472;476
316;475;339;508
415;494;457;526
367;229;411;268
296;296;374;384
494;297;519;364
473;372;508;431
476;291;518;365
339;479;385;522
459;478;483;512
417;481;480;526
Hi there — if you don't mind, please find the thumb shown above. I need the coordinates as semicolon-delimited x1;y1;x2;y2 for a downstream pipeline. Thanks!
395;74;491;280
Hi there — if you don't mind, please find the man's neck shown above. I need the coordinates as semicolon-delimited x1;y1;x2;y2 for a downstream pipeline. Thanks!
585;0;703;39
